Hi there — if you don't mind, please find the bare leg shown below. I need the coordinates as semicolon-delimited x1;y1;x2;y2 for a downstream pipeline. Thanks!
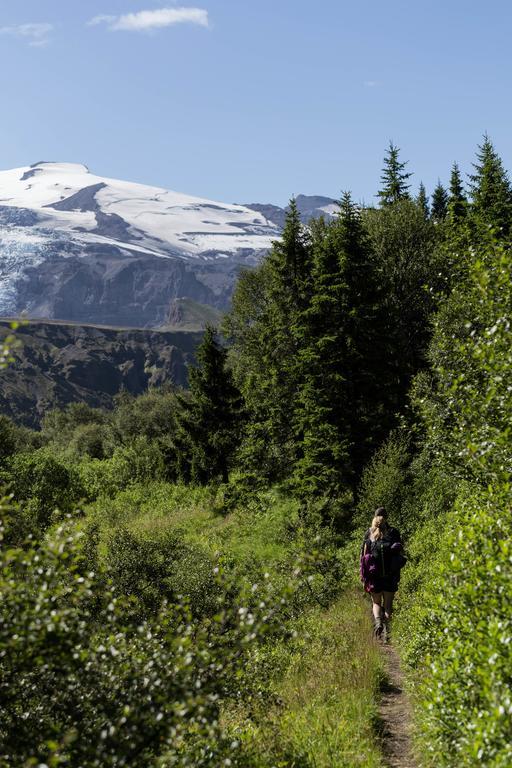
370;592;384;637
383;591;395;621
370;592;383;619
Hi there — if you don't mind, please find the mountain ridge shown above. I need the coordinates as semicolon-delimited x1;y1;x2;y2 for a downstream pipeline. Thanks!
0;162;337;328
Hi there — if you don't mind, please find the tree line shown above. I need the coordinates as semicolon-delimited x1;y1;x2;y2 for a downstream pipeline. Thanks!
177;136;510;521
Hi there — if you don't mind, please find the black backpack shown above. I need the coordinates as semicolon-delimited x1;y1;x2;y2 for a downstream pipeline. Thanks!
367;538;393;577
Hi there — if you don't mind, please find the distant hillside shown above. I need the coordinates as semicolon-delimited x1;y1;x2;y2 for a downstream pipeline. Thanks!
160;298;223;331
244;194;338;229
0;320;201;426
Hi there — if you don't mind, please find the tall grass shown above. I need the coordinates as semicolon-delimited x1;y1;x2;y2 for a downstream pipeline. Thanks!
87;481;299;568
231;590;383;768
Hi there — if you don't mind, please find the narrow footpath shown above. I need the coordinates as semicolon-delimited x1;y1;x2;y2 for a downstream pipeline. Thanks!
378;643;416;768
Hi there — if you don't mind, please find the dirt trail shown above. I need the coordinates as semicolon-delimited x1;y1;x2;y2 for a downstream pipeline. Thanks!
378;643;416;768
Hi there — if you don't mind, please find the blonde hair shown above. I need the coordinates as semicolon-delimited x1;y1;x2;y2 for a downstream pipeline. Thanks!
370;515;387;541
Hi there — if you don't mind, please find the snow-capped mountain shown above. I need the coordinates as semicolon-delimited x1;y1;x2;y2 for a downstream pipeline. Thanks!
0;162;335;328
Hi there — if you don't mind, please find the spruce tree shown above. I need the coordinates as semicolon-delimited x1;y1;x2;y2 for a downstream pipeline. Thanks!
293;203;351;499
223;202;313;481
269;197;311;310
431;181;449;222
469;135;512;235
175;326;244;484
378;141;412;206
448;163;468;222
434;163;471;293
416;183;430;219
365;197;437;417
294;193;387;499
342;195;391;478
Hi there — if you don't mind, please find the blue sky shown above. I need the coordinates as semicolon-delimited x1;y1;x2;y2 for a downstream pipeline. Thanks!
0;1;511;205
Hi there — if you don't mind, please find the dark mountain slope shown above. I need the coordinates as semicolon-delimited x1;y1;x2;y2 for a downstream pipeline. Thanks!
0;320;200;426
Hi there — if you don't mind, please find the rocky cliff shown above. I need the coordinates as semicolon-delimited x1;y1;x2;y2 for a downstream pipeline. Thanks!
0;320;200;426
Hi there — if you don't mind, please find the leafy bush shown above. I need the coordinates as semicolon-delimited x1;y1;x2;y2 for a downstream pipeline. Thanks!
397;487;512;767
392;238;512;766
0;415;19;465
418;238;512;487
68;421;111;459
104;527;218;619
2;448;85;531
78;437;167;500
111;388;178;445
0;514;293;767
42;403;111;454
355;431;412;531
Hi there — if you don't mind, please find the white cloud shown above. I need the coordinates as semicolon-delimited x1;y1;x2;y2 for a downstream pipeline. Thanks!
0;22;53;47
87;15;117;27
89;7;209;32
363;80;379;88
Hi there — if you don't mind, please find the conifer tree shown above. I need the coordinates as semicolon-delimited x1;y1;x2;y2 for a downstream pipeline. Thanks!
293;204;351;499
469;135;512;235
378;141;412;206
342;195;391;477
294;193;386;498
433;164;471;293
416;183;430;219
448;162;468;222
365;197;437;418
175;326;244;484
269;197;311;310
431;181;449;222
223;202;312;480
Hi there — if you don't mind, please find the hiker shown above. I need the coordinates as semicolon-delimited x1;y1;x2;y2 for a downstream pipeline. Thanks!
360;507;405;638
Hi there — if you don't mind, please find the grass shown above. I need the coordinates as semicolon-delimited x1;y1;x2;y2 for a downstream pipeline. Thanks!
229;590;384;768
87;482;384;766
87;481;299;569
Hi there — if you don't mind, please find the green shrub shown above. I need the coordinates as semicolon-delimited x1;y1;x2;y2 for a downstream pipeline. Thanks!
393;239;512;766
0;513;293;767
68;422;111;459
0;415;19;465
104;527;218;619
78;437;167;499
111;388;178;444
397;486;512;767
355;431;412;531
2;448;85;531
42;403;110;451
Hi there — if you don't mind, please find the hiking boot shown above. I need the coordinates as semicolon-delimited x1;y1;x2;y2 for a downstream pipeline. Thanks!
373;618;384;638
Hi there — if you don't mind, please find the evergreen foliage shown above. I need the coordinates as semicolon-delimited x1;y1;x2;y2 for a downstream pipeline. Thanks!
416;182;429;218
174;325;244;484
339;194;391;477
364;198;438;412
469;134;512;234
223;201;313;481
430;180;448;222
292;199;352;499
377;141;412;206
448;162;467;222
